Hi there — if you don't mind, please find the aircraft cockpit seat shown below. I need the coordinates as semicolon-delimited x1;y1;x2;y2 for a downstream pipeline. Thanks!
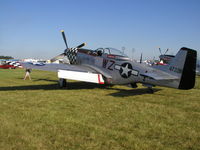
97;50;103;56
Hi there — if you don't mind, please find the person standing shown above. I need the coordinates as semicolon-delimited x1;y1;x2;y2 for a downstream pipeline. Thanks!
24;68;32;80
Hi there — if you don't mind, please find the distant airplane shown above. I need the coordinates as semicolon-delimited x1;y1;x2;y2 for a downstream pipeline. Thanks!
157;48;200;76
156;48;174;65
21;30;197;93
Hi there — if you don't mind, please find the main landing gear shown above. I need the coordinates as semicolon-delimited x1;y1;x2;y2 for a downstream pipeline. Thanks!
130;83;138;88
147;87;154;94
58;78;67;88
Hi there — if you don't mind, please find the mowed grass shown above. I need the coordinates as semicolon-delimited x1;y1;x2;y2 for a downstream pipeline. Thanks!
0;69;200;150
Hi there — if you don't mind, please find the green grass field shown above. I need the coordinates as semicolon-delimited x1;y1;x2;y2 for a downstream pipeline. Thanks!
0;69;200;150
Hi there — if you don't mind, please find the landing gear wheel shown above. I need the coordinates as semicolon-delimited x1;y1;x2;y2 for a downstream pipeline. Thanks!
58;78;67;88
130;83;138;88
148;87;154;94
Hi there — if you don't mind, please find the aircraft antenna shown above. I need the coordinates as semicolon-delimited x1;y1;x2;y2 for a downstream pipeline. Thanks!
140;53;143;64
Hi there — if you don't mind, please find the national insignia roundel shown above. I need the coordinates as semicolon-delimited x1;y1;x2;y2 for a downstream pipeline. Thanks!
119;63;133;78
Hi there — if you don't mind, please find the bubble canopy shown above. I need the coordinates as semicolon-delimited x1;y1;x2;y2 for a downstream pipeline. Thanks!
96;47;128;57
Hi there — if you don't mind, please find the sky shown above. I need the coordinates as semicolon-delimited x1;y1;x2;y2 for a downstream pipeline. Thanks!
0;0;200;60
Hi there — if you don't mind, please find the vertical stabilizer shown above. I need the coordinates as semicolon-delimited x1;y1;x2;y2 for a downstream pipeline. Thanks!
168;47;197;89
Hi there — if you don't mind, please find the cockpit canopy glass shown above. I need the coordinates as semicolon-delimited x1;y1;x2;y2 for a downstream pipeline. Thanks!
96;47;128;57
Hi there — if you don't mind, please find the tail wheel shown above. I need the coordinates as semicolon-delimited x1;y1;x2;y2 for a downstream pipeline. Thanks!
58;78;67;88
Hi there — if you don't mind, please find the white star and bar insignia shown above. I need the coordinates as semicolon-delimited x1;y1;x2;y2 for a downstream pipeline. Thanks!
115;63;138;78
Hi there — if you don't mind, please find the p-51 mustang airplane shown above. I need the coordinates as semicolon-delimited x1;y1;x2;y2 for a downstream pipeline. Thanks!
22;30;197;93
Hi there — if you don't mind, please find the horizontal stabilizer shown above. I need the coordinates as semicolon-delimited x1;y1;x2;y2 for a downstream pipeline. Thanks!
140;72;178;80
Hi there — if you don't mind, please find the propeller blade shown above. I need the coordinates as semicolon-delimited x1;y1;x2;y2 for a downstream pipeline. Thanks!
159;48;162;55
61;30;68;49
164;49;169;55
76;43;86;49
50;53;65;62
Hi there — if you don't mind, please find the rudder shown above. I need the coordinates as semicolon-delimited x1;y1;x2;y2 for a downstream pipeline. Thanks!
178;47;197;89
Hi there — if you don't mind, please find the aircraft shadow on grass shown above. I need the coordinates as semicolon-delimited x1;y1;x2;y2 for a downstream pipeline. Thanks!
107;88;161;97
0;79;161;97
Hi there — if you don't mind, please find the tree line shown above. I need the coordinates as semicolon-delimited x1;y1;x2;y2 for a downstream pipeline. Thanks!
0;56;14;59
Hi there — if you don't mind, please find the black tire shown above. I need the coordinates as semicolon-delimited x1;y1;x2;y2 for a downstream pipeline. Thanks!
58;78;67;88
147;87;154;94
130;83;137;88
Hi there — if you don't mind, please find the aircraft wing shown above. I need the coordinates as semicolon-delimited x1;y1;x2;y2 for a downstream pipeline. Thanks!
20;62;109;84
20;62;96;73
140;71;179;80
